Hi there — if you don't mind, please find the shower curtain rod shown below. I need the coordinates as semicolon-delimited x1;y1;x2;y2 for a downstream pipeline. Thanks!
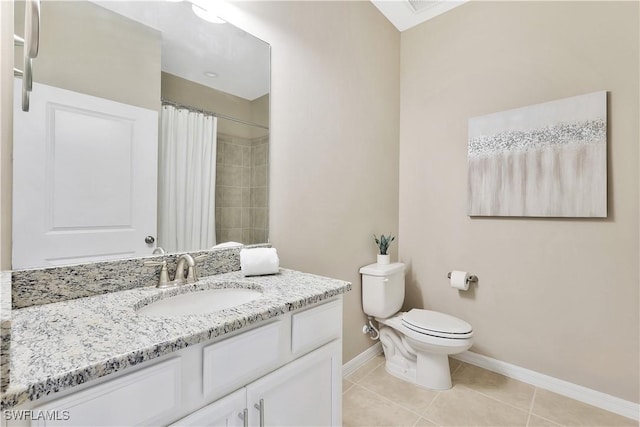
161;98;269;130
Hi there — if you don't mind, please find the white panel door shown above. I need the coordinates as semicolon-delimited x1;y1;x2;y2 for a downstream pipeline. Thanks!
13;79;158;269
246;341;341;427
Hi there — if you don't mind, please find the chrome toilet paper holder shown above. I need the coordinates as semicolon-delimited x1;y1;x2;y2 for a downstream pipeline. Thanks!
447;272;478;284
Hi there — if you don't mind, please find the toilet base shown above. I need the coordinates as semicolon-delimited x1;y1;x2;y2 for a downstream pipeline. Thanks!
379;326;454;391
383;352;452;391
416;352;452;390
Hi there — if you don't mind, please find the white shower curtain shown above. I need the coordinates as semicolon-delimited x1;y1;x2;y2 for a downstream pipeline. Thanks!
159;105;217;252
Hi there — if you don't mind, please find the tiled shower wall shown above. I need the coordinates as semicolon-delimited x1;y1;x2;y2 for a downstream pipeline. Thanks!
250;136;269;243
216;134;269;244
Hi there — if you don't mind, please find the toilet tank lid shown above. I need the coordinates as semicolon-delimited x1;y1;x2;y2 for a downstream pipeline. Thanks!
359;262;405;276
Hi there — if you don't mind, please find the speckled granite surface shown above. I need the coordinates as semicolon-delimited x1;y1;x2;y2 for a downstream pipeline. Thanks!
11;245;267;309
1;268;351;409
0;272;10;393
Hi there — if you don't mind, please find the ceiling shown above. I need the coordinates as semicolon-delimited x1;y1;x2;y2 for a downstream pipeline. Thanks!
371;0;468;31
91;1;270;101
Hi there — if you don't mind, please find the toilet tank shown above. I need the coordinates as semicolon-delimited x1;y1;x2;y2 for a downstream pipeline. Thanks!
359;262;405;318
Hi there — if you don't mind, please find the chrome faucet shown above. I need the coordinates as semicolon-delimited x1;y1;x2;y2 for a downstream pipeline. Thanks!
174;254;197;285
144;253;206;288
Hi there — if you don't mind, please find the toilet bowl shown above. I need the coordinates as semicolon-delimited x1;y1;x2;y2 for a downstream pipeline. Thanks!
360;262;473;390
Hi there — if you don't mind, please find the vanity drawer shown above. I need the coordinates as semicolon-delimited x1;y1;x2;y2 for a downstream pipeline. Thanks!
33;358;181;426
203;320;286;399
291;299;342;356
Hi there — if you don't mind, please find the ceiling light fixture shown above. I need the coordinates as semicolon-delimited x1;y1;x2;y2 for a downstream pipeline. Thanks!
204;71;218;78
165;0;226;24
406;0;440;13
191;1;226;24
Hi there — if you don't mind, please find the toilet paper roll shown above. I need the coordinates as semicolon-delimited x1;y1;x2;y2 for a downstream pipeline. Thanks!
450;270;469;291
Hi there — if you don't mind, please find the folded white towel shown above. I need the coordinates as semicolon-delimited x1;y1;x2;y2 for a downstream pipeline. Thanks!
240;248;279;277
211;241;244;249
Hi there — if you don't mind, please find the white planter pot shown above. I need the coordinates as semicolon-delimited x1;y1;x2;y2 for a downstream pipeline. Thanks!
377;254;390;265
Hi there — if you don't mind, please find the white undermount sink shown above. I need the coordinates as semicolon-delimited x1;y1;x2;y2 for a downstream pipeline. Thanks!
136;287;263;317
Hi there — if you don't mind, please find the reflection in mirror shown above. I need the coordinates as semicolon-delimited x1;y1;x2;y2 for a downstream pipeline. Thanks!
12;0;270;269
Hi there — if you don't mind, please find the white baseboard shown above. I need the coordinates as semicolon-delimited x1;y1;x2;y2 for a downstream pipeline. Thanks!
342;342;382;377
452;351;639;421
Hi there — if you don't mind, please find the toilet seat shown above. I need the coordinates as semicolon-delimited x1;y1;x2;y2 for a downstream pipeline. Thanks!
401;309;473;340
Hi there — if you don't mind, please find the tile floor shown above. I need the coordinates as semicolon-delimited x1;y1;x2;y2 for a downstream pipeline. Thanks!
343;355;638;427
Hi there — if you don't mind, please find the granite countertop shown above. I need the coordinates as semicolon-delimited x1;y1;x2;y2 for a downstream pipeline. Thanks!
0;268;351;410
0;272;11;393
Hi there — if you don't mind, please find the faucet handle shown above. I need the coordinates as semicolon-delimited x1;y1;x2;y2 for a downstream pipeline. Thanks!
144;260;171;288
186;254;207;283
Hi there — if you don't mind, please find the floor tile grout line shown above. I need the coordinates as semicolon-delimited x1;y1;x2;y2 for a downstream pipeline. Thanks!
349;358;455;422
527;388;598;426
344;357;385;384
451;364;539;415
411;413;441;427
533;415;563;427
352;381;436;419
420;415;442;426
353;362;384;384
342;380;355;395
357;382;433;418
525;387;538;426
451;382;532;416
420;391;442;420
410;412;424;427
528;401;567;427
451;360;464;376
353;359;533;423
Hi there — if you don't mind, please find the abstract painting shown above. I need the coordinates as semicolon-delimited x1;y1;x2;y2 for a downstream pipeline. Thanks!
468;91;607;217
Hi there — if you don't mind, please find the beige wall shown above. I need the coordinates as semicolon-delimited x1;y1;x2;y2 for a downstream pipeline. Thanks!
229;1;400;363
250;94;270;139
161;72;269;139
399;1;639;403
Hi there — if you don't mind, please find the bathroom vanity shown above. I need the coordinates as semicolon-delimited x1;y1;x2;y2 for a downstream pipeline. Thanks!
1;268;350;426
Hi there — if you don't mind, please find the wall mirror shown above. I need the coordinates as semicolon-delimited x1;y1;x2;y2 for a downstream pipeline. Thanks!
12;0;270;269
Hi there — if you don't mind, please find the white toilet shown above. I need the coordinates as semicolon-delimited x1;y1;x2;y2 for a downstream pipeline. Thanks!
360;262;473;390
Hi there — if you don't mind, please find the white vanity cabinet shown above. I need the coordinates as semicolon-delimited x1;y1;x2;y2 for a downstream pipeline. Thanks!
174;340;341;427
12;297;343;427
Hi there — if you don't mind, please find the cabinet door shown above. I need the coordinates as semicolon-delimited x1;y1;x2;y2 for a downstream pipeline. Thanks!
246;341;341;427
170;388;246;427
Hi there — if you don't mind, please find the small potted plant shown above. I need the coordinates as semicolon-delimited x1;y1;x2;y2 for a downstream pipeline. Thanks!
374;233;395;265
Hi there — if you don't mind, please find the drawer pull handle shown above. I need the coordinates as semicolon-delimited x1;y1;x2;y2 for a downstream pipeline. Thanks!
238;408;249;427
254;398;265;427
